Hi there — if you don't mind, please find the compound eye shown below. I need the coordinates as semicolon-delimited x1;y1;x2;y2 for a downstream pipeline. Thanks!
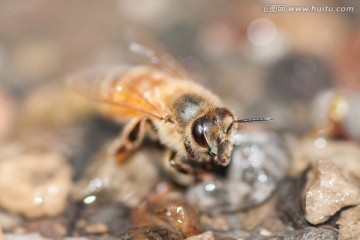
192;118;208;147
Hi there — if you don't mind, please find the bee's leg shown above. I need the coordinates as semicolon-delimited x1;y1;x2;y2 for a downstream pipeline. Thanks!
167;151;195;175
111;118;146;163
167;151;213;181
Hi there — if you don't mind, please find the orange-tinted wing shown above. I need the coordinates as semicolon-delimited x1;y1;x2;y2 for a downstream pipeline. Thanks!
67;65;172;122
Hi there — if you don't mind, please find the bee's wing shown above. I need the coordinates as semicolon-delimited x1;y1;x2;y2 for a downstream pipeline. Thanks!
125;28;193;81
67;65;170;121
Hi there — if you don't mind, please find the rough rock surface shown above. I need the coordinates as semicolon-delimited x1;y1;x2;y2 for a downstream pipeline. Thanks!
337;204;360;240
303;160;360;225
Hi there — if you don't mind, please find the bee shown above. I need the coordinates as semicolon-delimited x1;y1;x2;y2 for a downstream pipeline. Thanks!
69;37;272;174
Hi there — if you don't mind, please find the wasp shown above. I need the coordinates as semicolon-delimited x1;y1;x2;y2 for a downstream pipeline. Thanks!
69;36;271;174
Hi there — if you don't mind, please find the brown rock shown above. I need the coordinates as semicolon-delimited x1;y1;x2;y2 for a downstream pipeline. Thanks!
304;160;360;225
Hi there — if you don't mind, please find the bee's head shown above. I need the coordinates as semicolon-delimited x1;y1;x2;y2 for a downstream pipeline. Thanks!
186;108;272;166
188;108;236;166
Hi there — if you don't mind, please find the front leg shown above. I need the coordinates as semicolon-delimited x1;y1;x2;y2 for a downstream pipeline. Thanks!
110;118;146;163
166;150;213;181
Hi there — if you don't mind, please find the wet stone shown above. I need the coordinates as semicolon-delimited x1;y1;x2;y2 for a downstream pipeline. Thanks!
73;146;160;208
117;225;184;240
303;160;360;225
187;131;290;213
0;148;73;218
133;193;202;238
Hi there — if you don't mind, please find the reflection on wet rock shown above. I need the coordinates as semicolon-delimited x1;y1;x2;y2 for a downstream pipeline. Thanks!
303;160;360;225
0;147;72;218
187;131;290;213
74;146;160;208
133;193;202;238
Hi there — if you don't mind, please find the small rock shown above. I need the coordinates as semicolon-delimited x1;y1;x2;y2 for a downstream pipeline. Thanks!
0;149;73;218
187;131;290;213
186;231;214;240
133;193;202;238
303;160;360;225
73;145;160;208
337;204;360;240
117;225;184;240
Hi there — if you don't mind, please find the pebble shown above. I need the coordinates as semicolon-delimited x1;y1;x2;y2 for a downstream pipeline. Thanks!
133;193;202;238
117;225;184;240
73;145;160;208
337;204;360;240
303;160;360;225
187;131;290;213
0;149;73;218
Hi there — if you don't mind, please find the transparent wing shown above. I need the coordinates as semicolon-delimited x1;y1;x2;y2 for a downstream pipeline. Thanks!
125;28;193;81
67;65;169;120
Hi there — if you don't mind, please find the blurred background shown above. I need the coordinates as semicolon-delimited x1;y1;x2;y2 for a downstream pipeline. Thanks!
1;0;360;143
0;0;360;138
